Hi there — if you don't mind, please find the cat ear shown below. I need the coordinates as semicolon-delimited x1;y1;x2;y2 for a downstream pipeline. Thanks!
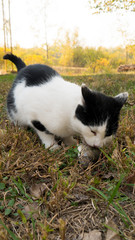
81;84;92;103
75;104;87;124
114;92;128;106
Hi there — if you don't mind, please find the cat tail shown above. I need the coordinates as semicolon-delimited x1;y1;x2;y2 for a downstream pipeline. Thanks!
3;53;26;72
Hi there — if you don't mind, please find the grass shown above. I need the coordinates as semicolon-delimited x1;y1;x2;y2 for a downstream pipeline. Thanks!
0;73;135;240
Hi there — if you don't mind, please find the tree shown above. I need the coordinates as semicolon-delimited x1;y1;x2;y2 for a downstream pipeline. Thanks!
2;0;6;53
84;47;105;73
1;0;12;53
72;29;79;48
8;0;12;54
96;58;110;72
73;47;86;67
59;31;79;67
41;0;55;60
1;0;13;71
89;0;135;65
89;0;135;13
2;0;7;71
42;0;50;59
109;48;125;69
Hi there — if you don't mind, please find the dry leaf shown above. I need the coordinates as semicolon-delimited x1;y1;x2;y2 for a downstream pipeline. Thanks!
0;129;7;139
102;172;115;180
105;221;120;240
83;230;102;240
66;193;89;204
122;171;135;191
24;202;39;218
125;136;135;151
126;171;135;185
58;218;67;240
112;148;120;161
30;183;46;199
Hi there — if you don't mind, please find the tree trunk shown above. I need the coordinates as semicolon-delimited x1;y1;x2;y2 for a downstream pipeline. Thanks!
2;0;7;72
8;0;13;71
126;46;128;64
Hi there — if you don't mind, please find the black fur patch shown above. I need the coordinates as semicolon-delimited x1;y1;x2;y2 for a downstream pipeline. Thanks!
17;64;59;86
7;88;17;118
3;53;26;72
6;64;59;117
32;120;62;145
75;87;123;137
55;136;62;145
32;120;52;134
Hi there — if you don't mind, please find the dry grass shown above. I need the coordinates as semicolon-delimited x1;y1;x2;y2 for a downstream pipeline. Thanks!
0;73;135;240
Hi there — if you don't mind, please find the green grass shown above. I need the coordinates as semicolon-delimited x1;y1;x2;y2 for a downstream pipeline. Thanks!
0;73;135;240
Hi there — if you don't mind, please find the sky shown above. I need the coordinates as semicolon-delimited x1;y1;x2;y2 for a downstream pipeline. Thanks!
0;0;135;49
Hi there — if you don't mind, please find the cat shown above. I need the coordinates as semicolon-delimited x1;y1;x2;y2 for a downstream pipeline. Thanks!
3;53;128;150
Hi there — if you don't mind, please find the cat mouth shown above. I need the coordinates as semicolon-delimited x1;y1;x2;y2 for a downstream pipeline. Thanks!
83;140;100;149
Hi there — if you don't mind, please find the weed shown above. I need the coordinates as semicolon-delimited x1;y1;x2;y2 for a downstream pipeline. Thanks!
87;174;132;226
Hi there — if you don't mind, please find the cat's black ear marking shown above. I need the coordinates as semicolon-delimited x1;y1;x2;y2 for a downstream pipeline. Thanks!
75;104;88;125
81;84;92;102
114;92;128;106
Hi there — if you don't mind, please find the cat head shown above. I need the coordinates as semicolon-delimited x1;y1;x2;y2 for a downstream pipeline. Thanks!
75;85;128;148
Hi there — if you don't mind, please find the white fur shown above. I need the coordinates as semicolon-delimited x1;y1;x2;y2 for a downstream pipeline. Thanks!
115;92;128;99
77;122;112;148
12;76;111;149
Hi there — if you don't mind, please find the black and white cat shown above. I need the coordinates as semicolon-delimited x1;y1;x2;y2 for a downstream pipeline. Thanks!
4;53;128;149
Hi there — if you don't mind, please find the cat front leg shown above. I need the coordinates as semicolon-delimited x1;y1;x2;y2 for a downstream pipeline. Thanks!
31;120;60;150
35;130;60;149
63;136;77;146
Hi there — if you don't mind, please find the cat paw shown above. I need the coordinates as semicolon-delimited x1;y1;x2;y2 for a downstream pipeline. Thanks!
43;142;60;150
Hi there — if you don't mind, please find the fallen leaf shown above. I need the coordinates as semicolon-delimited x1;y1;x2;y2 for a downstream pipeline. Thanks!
58;218;67;240
105;221;120;240
102;172;115;180
29;183;46;199
83;230;102;240
66;193;89;204
125;136;135;152
122;171;135;191
126;171;135;185
0;129;7;140
112;147;120;161
24;202;39;218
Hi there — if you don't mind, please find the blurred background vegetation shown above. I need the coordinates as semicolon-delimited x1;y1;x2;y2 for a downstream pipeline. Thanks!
1;0;135;75
0;33;135;75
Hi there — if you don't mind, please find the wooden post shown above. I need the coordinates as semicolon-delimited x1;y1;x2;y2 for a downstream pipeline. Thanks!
2;0;7;72
126;46;128;64
8;0;13;71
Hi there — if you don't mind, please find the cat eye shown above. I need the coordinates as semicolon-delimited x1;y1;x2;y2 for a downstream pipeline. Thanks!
91;130;96;136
